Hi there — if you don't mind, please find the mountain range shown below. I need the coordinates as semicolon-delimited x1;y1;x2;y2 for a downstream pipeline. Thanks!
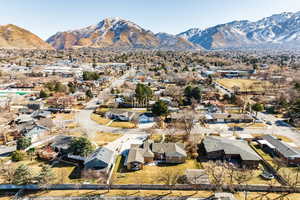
178;11;300;50
1;11;300;50
46;17;199;51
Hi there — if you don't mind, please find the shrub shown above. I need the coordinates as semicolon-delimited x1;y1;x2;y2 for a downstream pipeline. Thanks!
11;150;26;162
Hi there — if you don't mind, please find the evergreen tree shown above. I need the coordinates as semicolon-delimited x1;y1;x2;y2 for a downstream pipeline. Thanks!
17;137;31;150
12;164;32;185
69;137;94;157
11;151;26;162
36;164;55;185
85;89;93;99
252;103;264;116
39;90;48;99
152;100;169;117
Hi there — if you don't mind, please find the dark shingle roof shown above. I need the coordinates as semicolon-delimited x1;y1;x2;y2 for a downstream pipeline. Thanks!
203;136;260;161
262;135;300;159
125;148;145;165
84;147;115;165
152;143;187;157
51;135;73;151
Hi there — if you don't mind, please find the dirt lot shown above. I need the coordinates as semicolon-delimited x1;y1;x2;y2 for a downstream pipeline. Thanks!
216;78;271;92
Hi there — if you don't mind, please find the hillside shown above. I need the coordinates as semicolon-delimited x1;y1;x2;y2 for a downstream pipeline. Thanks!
0;24;53;49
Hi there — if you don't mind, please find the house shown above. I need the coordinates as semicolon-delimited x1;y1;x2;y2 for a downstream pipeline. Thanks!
105;109;136;122
15;114;34;124
125;147;146;171
125;141;186;171
258;135;300;166
22;124;49;142
50;135;74;155
152;143;187;163
47;95;76;109
204;113;253;123
138;113;154;124
202;136;261;168
36;118;55;130
84;147;115;174
31;110;52;119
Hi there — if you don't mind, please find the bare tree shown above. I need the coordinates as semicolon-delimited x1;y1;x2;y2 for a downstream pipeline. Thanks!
233;168;254;185
180;109;196;141
1;164;15;184
205;161;227;191
157;169;181;193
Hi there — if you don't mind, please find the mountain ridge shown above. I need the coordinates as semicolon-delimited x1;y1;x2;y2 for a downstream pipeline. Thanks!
47;17;199;51
177;11;300;50
0;24;53;50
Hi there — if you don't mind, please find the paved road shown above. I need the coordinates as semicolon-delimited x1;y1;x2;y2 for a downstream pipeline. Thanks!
76;69;147;135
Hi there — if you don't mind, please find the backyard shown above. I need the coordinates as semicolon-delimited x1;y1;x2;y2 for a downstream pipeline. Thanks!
1;159;82;184
112;159;201;184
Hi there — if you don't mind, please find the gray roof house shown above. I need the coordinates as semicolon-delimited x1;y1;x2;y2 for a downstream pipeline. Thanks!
15;114;34;124
36;118;55;130
21;124;49;142
84;147;115;174
260;135;300;165
31;110;52;119
105;109;136;122
203;136;261;168
152;143;187;158
50;135;74;154
125;148;145;171
125;141;186;171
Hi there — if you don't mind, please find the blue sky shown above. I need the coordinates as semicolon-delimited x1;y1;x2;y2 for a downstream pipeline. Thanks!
1;0;300;40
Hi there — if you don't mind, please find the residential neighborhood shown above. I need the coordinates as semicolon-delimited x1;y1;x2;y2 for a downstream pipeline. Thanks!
0;48;299;200
1;1;300;199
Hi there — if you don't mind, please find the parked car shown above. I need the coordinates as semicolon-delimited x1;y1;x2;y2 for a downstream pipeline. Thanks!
266;121;272;125
275;120;288;127
260;171;274;180
228;126;244;131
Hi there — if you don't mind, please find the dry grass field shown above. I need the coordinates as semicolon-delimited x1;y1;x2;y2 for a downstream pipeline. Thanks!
216;78;271;92
113;160;200;184
93;131;122;146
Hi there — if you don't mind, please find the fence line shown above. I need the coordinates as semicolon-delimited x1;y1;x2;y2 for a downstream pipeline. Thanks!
1;184;300;193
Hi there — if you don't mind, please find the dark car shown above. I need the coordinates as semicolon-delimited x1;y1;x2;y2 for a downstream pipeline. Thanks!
275;120;288;127
229;126;244;131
